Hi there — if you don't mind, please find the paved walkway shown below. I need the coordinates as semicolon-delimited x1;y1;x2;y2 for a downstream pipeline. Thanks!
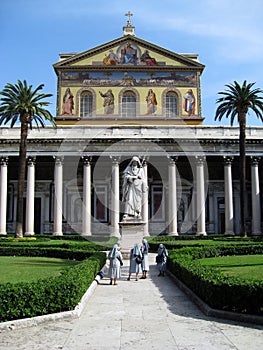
0;254;263;350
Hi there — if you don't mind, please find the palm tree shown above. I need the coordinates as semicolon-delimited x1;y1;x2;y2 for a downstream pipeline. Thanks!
0;80;56;237
215;81;263;237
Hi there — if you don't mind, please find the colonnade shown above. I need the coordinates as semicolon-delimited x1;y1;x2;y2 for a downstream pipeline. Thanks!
0;155;261;236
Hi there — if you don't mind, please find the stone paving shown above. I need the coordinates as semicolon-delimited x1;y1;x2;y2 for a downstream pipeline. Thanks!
0;254;262;350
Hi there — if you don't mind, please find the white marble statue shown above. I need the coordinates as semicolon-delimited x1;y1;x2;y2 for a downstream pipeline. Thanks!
122;156;147;220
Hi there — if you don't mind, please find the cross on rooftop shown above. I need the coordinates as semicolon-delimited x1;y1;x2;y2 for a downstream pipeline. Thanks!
125;11;133;23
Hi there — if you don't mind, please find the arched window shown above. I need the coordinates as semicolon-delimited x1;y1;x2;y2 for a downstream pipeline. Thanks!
80;92;93;118
121;91;136;118
165;92;178;118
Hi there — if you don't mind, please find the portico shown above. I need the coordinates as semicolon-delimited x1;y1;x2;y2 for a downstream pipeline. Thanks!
0;125;262;236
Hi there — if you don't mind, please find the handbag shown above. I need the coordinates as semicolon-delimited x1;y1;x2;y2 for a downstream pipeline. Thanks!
156;254;163;263
135;256;143;264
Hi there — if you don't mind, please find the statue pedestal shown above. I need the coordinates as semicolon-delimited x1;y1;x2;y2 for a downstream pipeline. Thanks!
119;220;146;259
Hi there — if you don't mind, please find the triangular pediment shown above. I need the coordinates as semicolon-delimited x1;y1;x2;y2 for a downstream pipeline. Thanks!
53;35;205;73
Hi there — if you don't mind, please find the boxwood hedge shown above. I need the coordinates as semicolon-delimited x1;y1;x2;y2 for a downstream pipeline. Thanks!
168;244;263;315
0;248;106;322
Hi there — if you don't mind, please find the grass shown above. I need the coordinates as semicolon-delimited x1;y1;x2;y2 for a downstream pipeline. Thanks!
0;256;79;284
198;254;263;281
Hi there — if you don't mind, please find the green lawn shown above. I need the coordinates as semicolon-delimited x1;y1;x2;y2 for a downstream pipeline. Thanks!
198;254;263;281
0;256;79;284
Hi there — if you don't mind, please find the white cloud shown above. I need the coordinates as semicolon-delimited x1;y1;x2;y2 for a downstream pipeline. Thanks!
133;0;263;63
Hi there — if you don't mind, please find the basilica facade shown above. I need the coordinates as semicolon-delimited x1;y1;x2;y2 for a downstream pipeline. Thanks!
0;17;262;237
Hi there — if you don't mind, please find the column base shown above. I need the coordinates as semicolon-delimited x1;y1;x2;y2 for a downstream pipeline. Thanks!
224;231;235;235
110;226;121;239
196;232;207;236
24;232;35;236
0;232;7;235
81;232;92;237
168;232;179;236
251;231;262;236
52;232;63;236
81;233;92;240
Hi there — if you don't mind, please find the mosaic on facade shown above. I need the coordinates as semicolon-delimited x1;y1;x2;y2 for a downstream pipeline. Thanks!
61;71;197;87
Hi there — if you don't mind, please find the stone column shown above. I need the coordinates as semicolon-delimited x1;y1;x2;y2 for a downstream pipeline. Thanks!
208;190;215;234
25;157;35;236
53;156;63;236
111;156;120;238
189;186;197;234
142;160;149;236
0;157;8;235
251;157;261;235
196;156;207;236
224;156;234;235
82;157;92;236
168;157;178;235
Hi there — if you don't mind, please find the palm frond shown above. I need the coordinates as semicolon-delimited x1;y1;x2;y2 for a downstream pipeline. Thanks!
215;80;263;126
0;80;56;128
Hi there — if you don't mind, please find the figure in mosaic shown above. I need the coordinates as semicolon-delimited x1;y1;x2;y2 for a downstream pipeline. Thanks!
146;89;157;115
103;49;118;65
120;43;137;64
140;50;157;66
99;89;115;114
184;89;195;116
62;88;74;115
122;156;147;220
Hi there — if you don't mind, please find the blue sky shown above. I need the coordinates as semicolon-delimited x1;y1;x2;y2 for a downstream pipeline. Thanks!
1;0;263;126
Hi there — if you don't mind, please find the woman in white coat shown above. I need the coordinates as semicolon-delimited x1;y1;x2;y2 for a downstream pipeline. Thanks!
140;238;150;279
108;244;123;285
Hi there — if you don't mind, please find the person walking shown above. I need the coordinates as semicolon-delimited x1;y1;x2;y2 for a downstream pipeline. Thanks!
127;243;142;281
107;243;123;285
140;238;150;279
156;243;168;277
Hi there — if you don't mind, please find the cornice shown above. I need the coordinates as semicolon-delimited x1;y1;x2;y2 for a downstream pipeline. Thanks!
0;138;262;146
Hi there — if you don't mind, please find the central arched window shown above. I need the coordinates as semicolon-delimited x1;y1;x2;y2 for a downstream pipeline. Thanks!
80;92;93;118
122;91;136;118
165;92;178;118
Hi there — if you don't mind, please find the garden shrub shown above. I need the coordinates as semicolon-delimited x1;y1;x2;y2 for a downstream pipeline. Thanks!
0;249;106;322
168;244;263;315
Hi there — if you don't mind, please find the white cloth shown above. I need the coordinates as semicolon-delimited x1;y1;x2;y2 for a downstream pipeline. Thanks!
141;240;150;271
128;246;142;273
108;250;123;279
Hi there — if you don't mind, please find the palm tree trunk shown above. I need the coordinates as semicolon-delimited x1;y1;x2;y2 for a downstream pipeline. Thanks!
15;120;28;238
239;114;247;237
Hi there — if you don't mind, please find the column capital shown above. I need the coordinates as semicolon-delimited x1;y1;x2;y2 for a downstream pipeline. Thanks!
223;156;233;165
27;156;36;166
195;155;206;165
140;155;150;165
142;158;149;167
110;155;121;164
0;157;8;165
53;156;64;165
82;156;92;165
250;156;260;166
168;156;178;165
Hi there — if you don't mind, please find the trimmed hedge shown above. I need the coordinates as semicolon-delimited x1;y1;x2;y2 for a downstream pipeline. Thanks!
147;235;263;253
0;248;106;322
168;244;263;315
0;235;117;251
